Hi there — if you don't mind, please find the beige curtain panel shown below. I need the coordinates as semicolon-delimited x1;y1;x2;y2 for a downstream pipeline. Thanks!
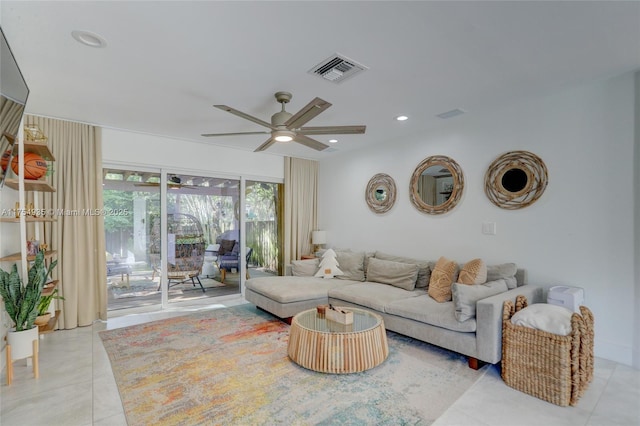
418;174;436;205
25;115;107;328
284;157;318;265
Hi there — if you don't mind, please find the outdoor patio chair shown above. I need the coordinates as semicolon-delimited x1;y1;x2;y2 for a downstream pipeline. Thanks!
149;213;206;292
218;245;253;283
106;251;132;287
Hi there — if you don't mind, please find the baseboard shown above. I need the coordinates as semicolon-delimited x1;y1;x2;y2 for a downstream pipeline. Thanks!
595;338;633;366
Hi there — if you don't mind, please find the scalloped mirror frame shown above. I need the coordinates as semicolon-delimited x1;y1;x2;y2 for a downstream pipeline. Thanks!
410;155;464;215
484;150;548;210
365;173;397;214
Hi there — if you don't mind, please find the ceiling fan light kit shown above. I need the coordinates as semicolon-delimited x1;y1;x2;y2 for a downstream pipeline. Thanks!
202;91;365;152
274;130;295;142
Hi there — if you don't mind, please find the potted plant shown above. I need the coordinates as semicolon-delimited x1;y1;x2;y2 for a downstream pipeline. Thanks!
0;250;57;359
35;288;64;326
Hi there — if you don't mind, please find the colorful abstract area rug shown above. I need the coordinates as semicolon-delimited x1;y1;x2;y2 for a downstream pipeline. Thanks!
99;305;486;425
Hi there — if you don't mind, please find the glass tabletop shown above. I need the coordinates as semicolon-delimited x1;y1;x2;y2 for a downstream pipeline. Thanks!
294;307;381;333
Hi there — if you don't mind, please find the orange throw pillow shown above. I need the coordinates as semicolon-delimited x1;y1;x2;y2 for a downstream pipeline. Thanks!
428;256;458;302
457;258;487;285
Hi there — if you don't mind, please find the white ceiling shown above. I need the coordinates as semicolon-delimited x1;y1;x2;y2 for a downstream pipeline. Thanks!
1;1;639;160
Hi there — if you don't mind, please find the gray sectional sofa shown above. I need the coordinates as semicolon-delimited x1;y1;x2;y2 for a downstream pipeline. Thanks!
245;251;543;368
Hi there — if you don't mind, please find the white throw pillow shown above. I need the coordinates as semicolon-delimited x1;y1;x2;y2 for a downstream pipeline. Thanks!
314;249;343;279
452;279;508;322
486;263;518;289
321;248;337;258
291;259;320;277
510;303;574;336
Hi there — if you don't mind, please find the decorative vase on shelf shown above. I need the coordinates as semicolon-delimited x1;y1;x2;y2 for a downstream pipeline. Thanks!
34;313;51;327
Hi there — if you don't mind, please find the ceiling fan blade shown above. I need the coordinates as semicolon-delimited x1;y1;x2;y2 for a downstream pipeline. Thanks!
201;131;270;137
294;134;330;151
284;97;331;129
214;105;276;130
254;137;277;152
298;125;366;135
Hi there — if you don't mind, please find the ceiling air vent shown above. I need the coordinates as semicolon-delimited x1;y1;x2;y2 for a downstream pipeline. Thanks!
437;109;466;119
309;53;367;84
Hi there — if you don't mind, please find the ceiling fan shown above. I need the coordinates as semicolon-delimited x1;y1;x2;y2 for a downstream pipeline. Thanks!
201;91;366;152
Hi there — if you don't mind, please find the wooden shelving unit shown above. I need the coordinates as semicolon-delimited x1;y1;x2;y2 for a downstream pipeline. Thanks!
2;139;55;192
1;127;61;335
41;280;59;297
22;140;55;161
0;250;57;263
0;216;57;223
38;310;61;334
4;178;56;192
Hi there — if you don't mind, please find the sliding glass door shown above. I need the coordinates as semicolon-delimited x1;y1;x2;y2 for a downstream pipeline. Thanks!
103;168;162;310
161;172;240;303
245;180;282;277
103;168;281;311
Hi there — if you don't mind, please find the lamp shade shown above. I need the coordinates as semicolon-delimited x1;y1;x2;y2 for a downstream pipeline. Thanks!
312;230;326;245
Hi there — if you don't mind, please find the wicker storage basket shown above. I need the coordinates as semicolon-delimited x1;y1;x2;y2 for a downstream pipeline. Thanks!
502;295;594;406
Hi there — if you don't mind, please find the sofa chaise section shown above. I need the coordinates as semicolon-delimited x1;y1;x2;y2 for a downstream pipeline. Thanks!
245;276;356;318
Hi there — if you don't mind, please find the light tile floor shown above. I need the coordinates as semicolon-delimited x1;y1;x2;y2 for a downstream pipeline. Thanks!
1;296;639;426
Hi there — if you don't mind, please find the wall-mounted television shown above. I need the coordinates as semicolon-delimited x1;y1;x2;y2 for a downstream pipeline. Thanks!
0;26;29;188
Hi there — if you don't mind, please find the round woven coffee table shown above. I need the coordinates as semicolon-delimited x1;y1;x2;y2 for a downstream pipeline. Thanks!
287;307;389;374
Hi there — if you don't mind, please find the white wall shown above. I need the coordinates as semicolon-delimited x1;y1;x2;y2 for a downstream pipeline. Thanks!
318;72;637;366
101;128;284;181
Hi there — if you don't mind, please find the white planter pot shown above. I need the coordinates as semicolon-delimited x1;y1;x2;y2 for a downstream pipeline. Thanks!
7;326;39;361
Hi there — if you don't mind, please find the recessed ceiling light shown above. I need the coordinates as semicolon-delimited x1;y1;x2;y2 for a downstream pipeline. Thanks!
329;139;338;143
395;115;409;121
71;30;107;48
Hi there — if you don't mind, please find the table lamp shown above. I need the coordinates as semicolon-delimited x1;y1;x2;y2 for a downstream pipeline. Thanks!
311;230;326;256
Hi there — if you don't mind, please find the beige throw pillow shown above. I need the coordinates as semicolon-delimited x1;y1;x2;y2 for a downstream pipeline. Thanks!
366;257;419;291
428;256;458;302
457;258;487;285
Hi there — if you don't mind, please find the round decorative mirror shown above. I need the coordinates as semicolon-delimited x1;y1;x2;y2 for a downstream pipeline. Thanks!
410;155;464;215
484;150;548;209
365;173;397;214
